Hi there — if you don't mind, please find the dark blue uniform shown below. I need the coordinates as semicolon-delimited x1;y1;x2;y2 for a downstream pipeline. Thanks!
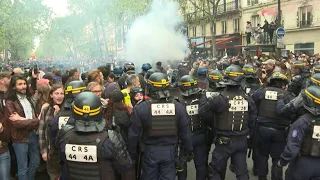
177;94;208;180
127;100;193;180
277;93;307;122
57;125;133;180
252;87;294;179
199;87;257;180
279;113;320;179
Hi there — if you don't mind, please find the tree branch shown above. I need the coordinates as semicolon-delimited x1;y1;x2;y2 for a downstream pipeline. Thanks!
188;0;210;16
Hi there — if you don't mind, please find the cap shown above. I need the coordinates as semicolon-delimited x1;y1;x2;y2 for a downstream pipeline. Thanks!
253;56;258;60
37;79;50;86
0;72;11;79
262;59;276;65
110;90;125;103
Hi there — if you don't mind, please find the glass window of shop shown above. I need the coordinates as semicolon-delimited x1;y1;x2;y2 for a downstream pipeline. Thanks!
294;43;314;55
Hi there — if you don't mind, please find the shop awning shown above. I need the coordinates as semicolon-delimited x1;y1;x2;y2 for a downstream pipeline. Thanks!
194;36;237;47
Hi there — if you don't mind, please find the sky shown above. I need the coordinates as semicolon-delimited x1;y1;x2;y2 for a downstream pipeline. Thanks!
43;0;69;17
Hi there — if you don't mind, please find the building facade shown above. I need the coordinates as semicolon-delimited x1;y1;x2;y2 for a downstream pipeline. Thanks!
241;0;319;55
185;0;320;56
185;0;243;57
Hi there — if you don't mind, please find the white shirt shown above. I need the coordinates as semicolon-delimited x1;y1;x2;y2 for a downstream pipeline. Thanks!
17;95;33;119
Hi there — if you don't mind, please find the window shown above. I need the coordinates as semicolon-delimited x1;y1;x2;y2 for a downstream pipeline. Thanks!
251;15;260;27
247;0;259;6
192;27;197;37
233;18;240;33
202;25;206;36
299;6;312;27
221;21;227;34
294;43;314;55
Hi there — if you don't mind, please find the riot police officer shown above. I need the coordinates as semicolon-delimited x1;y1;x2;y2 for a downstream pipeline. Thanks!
57;92;133;180
277;86;320;179
127;72;193;180
113;65;123;80
288;60;310;96
118;62;136;90
206;69;225;158
243;64;260;95
207;69;225;93
313;64;320;74
279;73;320;120
199;64;257;180
177;75;207;180
140;63;152;78
252;72;294;180
49;81;86;150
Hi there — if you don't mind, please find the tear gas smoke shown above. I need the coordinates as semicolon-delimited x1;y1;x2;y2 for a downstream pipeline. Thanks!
125;0;188;70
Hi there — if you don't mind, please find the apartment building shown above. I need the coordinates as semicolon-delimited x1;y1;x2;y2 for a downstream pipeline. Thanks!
185;0;243;56
241;0;320;55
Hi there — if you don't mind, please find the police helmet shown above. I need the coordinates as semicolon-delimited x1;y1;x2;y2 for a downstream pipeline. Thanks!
314;65;320;74
123;62;135;73
309;73;320;86
141;63;152;71
147;72;170;99
72;91;105;132
145;69;155;80
221;65;244;85
302;86;320;115
208;70;224;83
268;72;289;86
113;65;123;75
64;81;86;100
292;60;305;69
243;64;257;78
179;75;200;96
130;87;144;98
106;63;115;72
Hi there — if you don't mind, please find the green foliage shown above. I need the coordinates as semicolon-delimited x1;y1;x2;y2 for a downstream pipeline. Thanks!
37;0;151;59
0;0;52;60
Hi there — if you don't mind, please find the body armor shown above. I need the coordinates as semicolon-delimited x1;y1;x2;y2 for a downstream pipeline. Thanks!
49;108;72;150
64;128;115;180
259;87;289;120
216;91;249;131
245;83;260;95
146;101;178;137
300;113;320;157
183;96;204;132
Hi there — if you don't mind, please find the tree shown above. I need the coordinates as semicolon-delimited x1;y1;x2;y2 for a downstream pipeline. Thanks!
179;0;221;57
37;0;151;59
0;0;52;61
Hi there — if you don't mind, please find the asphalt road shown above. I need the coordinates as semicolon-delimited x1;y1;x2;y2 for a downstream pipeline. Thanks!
186;145;287;180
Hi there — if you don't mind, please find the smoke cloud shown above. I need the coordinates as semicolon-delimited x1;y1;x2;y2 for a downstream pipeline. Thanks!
125;0;188;70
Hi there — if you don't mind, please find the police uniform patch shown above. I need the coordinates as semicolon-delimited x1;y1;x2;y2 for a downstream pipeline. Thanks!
292;130;298;138
151;103;175;116
265;91;278;100
65;144;97;163
186;105;198;115
312;125;320;140
229;96;248;112
206;92;219;98
58;116;69;130
245;88;251;94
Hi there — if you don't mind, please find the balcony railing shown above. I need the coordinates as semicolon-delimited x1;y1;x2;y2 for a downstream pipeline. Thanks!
185;11;207;23
217;1;240;15
299;20;311;28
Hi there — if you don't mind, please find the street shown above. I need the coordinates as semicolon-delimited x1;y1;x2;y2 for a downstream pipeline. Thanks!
186;145;287;179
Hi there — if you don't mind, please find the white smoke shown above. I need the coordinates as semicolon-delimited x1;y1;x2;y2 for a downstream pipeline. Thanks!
125;0;188;70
